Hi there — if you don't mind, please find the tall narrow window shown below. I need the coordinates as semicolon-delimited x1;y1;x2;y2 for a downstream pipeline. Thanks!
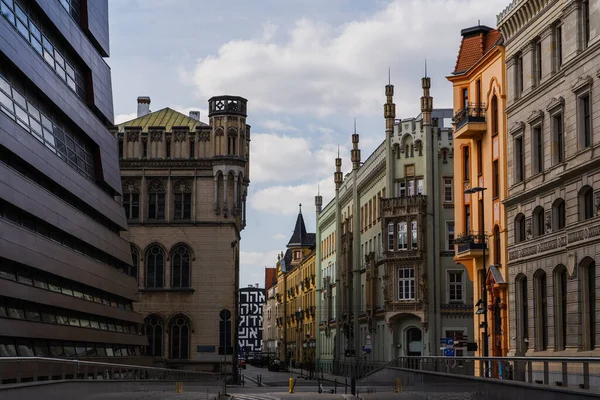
145;316;163;357
517;275;529;350
476;139;483;175
130;245;139;281
533;206;545;237
552;113;564;164
142;140;148;159
464;205;471;234
147;180;166;220
579;186;594;221
174;193;192;220
447;222;455;251
554;266;567;351
387;223;394;251
397;222;407;250
532;125;543;174
478;199;484;235
118;140;123;159
462;88;468;110
516;54;524;97
169;316;190;359
583;0;590;48
166;140;171;158
556;25;563;68
491;96;498;135
463;147;470;180
123;192;139;220
397;267;415;300
443;178;453;203
580;94;591;148
515;136;524;183
475;80;481;104
171;245;191;288
407;179;415;196
534;270;548;350
581;259;596;350
411;220;417;249
416;179;424;195
493;225;500;265
552;198;566;230
145;246;164;288
492;160;499;198
534;39;542;85
189;140;195;159
448;271;463;303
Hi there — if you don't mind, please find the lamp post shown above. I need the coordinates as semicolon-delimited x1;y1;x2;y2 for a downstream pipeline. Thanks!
464;186;489;373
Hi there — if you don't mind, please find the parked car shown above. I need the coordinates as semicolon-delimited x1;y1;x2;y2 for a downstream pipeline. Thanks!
268;359;286;372
238;359;246;369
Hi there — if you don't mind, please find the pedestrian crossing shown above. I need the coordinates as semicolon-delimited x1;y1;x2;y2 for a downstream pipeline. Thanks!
229;394;281;400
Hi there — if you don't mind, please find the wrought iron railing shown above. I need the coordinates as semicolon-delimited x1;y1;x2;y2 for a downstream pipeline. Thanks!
455;231;487;254
453;102;486;130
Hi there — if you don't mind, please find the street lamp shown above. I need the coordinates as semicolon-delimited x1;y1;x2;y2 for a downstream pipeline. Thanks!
464;186;490;370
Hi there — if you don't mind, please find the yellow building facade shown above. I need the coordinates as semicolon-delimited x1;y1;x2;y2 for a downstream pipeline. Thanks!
274;208;317;370
447;25;510;362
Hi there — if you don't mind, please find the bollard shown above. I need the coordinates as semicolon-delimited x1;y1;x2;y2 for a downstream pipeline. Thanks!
395;377;402;393
289;377;295;393
175;381;183;393
351;377;356;396
345;378;347;394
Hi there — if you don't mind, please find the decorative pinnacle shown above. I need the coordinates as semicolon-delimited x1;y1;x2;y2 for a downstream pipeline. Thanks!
424;59;427;78
299;203;302;214
388;67;391;85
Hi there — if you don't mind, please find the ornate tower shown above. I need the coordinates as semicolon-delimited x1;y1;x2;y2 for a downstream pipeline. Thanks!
351;121;361;171
421;68;433;127
384;72;396;196
208;96;250;225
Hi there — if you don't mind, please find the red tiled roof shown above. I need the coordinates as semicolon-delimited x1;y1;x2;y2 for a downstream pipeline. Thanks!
265;267;277;290
453;29;502;74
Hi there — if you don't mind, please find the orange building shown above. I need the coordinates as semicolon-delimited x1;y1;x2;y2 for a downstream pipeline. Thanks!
447;25;509;365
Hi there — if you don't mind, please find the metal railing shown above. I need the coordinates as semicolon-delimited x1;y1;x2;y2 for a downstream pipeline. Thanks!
0;357;221;385
388;356;600;391
453;103;486;130
455;231;487;253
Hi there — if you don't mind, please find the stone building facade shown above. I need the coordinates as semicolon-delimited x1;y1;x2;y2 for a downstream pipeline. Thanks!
114;95;250;372
498;0;600;357
447;25;510;363
315;77;473;375
262;281;278;356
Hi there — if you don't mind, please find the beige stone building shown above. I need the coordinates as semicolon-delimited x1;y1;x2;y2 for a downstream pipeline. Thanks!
113;96;250;372
498;0;600;358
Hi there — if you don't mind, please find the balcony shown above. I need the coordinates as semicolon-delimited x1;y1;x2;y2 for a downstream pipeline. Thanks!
381;195;427;217
454;231;487;258
453;103;486;139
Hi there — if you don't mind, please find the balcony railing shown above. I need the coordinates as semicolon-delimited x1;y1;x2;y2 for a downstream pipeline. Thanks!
455;231;487;254
453;102;486;130
381;195;427;215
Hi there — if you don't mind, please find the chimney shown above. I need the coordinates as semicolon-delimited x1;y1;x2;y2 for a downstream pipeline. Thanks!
255;283;259;288
189;111;201;121
137;96;151;117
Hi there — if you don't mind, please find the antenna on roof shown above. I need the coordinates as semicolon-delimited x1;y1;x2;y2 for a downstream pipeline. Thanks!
424;59;427;78
388;66;391;85
478;19;480;26
337;144;340;158
317;183;320;196
353;117;357;134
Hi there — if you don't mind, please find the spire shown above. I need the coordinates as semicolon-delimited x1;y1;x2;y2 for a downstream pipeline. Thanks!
315;184;323;213
334;143;343;190
421;71;433;126
384;71;396;136
288;205;315;247
299;203;302;214
424;59;427;78
388;66;391;85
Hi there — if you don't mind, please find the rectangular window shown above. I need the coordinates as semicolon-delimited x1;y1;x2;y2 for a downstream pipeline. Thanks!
515;136;524;182
123;193;139;220
447;222;455;250
583;0;590;48
556;25;563;68
416;179;424;195
464;205;471;234
189;140;195;159
148;193;165;220
492;160;499;198
581;94;591;148
398;267;415;300
443;178;453;203
476;139;482;175
516;54;523;97
397;181;406;197
463;147;470;180
552;113;564;164
407;180;414;196
397;222;407;250
142;140;148;159
411;220;417;249
174;193;192;220
535;39;542;85
462;88;468;110
448;271;464;303
531;125;543;174
475;79;481;104
118;140;123;159
166;140;171;158
387;223;394;251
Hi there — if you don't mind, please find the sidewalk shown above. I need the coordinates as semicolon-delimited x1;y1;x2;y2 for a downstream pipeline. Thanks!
288;367;350;385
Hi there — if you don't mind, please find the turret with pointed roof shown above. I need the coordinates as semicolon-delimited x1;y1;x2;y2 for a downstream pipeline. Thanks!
287;204;316;248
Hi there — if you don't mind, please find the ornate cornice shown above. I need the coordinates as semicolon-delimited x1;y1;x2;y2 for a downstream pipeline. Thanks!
120;160;213;169
527;110;544;125
546;96;565;112
509;121;525;136
571;75;593;93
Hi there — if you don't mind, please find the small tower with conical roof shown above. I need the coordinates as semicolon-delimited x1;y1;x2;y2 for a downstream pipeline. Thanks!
315;186;323;214
334;146;343;190
384;69;396;197
351;120;361;171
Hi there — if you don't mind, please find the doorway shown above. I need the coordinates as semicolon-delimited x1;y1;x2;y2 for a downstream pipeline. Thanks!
405;327;422;369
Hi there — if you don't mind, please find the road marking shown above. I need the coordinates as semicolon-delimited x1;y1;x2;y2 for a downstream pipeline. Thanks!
230;394;280;400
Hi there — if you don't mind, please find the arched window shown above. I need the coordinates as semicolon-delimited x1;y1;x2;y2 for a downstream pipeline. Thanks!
397;222;407;250
145;245;164;288
579;185;594;220
514;213;526;243
552;198;566;230
145;315;163;357
169;315;190;359
553;265;568;351
147;180;166;220
532;206;545;237
516;274;529;353
227;128;237;156
493;226;500;265
580;257;596;350
410;220;417;249
171;245;191;288
130;245;139;282
533;270;548;350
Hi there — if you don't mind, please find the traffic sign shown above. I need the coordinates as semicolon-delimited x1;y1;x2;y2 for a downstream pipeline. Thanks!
366;334;372;340
443;348;455;357
447;338;454;346
440;338;448;344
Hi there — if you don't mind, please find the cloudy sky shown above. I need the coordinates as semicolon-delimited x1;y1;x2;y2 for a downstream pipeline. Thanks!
108;0;507;287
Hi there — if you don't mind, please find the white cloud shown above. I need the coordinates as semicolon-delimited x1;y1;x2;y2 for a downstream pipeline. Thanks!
114;112;137;124
272;233;287;240
186;0;506;118
250;133;351;183
262;120;299;132
250;176;335;216
239;249;282;287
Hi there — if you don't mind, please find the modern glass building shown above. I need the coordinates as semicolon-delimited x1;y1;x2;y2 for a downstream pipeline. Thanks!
0;0;146;363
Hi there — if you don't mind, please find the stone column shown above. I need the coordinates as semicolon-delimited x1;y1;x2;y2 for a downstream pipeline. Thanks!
561;1;581;64
233;175;239;210
521;42;535;95
506;57;516;106
213;175;219;214
223;173;229;217
540;26;554;80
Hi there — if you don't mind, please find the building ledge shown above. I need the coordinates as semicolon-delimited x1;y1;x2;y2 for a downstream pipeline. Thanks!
139;288;195;293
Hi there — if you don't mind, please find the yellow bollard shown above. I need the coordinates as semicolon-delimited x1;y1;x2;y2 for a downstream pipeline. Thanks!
175;382;183;393
289;377;295;393
395;377;402;393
